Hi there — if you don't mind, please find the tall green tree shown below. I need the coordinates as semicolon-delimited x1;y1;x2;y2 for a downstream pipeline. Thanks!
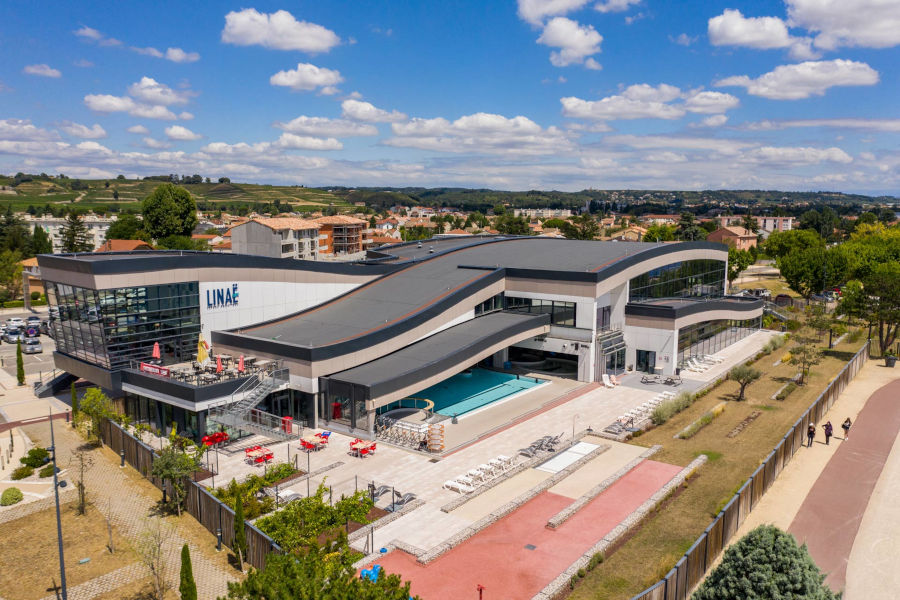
179;544;197;600
778;246;847;300
693;525;837;600
789;339;824;385
233;495;247;571
494;214;530;235
560;214;599;240
675;213;706;241
221;538;417;600
729;364;761;401
141;184;198;239
0;207;34;256
15;340;24;386
839;262;900;356
150;438;202;516
0;249;23;300
763;229;824;260
105;214;148;241
643;223;676;242
32;225;52;254
59;211;93;252
727;247;755;287
79;387;114;441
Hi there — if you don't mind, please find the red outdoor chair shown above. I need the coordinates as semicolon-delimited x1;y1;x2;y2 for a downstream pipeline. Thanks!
254;457;264;464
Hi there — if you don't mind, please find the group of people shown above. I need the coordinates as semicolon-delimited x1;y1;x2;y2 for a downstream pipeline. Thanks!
806;418;852;447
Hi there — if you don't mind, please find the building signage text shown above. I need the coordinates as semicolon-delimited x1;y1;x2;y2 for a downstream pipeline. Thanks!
140;362;170;377
207;284;239;309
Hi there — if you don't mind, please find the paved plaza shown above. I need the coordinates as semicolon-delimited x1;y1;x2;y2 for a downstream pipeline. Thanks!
202;331;776;556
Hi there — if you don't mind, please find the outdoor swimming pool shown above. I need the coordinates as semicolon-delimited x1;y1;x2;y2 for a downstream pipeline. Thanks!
414;368;547;417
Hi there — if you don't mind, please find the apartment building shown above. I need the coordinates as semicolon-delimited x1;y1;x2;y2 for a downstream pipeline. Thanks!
229;217;320;260
25;214;116;252
716;215;793;232
314;215;367;256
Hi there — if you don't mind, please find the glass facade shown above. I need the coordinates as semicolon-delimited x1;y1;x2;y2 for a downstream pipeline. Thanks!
46;281;201;369
474;292;504;316
677;317;759;367
506;296;576;327
629;260;725;303
123;392;201;439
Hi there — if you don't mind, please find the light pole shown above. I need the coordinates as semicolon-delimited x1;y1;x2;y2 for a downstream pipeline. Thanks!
49;413;68;600
572;413;580;440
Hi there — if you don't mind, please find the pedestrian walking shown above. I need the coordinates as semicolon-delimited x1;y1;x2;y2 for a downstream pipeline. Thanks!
823;421;833;445
807;423;816;447
842;417;852;441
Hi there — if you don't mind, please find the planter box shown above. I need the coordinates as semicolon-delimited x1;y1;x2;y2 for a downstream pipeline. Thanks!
886;356;897;368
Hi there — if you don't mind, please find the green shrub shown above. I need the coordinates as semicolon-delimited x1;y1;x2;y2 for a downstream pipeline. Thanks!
20;447;49;468
847;329;863;343
678;412;716;439
785;319;802;331
211;462;298;519
651;391;697;425
776;382;798;401
577;568;586;578
1;487;24;506
588;552;605;570
30;291;40;301
570;576;578;590
39;463;55;478
11;465;34;480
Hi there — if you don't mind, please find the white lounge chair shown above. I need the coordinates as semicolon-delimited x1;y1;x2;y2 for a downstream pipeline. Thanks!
601;373;616;389
443;480;474;493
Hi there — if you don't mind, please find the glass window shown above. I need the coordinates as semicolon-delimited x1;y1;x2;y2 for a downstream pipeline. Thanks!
45;281;201;370
505;296;577;327
629;259;726;303
677;317;760;368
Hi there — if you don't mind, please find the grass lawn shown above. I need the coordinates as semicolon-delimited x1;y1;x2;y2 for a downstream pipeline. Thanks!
735;276;801;298
568;331;867;600
0;501;135;600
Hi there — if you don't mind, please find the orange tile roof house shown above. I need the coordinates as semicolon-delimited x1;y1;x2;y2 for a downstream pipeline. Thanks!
95;239;154;252
314;215;367;256
707;226;758;250
230;217;321;260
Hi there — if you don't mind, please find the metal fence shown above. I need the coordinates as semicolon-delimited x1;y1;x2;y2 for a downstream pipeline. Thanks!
630;340;869;600
100;419;281;570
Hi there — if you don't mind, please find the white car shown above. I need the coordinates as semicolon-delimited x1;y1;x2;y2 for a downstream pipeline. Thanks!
6;317;24;328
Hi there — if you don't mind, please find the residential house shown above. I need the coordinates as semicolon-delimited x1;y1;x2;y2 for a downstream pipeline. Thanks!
707;226;758;250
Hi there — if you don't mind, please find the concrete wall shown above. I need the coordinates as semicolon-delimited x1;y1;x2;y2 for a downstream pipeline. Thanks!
230;221;282;258
624;325;678;375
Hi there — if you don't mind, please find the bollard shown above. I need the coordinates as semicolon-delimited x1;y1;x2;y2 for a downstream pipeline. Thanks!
120;450;125;468
216;528;222;552
66;411;70;424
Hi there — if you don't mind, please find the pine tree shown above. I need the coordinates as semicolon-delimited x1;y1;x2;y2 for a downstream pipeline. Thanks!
16;340;24;386
59;212;93;253
233;493;247;572
32;225;53;254
179;544;197;600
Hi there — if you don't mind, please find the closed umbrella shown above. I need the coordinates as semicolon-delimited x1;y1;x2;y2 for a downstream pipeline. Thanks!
152;341;161;359
216;355;223;373
238;355;245;373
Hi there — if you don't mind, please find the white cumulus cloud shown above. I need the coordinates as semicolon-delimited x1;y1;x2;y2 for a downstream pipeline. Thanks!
23;64;61;78
274;116;378;137
127;125;150;134
0;119;60;141
165;48;200;63
684;91;740;114
787;0;900;50
164;125;202;141
744;146;853;165
516;0;591;26
341;100;407;123
269;63;343;92
538;17;603;67
274;133;343;150
595;0;641;13
142;137;171;149
128;77;192;105
708;9;817;59
59;121;107;139
221;8;340;53
715;59;879;100
561;84;704;120
84;94;177;120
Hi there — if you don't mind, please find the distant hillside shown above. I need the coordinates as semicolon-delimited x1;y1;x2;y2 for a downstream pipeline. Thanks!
0;174;349;214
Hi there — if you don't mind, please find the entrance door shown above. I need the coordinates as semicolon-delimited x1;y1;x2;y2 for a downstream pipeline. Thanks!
636;350;656;373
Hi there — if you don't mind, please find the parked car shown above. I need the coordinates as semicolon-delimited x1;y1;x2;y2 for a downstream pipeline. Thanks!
6;317;24;328
773;294;793;307
23;324;40;338
39;321;50;335
23;338;42;354
3;328;23;344
26;316;41;327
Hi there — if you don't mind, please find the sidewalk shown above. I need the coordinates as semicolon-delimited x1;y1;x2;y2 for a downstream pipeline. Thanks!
712;359;900;594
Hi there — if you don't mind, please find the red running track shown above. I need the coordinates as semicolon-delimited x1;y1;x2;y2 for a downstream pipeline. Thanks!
368;459;681;600
789;378;900;592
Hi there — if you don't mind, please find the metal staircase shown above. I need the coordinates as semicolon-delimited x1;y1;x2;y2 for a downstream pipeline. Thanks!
207;367;300;441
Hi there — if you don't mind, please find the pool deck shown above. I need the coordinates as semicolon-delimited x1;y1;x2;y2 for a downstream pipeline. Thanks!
198;331;776;576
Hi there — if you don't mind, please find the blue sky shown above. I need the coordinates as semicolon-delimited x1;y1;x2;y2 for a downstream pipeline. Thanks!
2;0;899;193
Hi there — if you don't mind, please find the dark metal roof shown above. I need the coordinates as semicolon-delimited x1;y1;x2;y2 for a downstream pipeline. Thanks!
321;311;550;400
624;296;763;319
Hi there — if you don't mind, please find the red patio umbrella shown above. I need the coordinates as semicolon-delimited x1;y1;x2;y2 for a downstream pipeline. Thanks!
216;355;223;373
238;355;245;372
151;341;161;359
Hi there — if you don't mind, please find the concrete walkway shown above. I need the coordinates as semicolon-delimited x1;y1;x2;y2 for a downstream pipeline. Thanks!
711;359;900;597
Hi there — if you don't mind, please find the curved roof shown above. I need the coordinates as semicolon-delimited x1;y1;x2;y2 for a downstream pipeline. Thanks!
214;237;726;360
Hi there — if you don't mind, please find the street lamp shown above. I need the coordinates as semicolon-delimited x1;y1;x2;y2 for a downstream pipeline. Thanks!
49;413;68;600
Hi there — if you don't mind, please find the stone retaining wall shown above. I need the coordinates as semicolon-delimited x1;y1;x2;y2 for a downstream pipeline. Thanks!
546;445;661;529
531;454;708;600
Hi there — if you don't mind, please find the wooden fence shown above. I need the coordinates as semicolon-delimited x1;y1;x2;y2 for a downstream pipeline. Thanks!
630;340;869;600
100;419;281;570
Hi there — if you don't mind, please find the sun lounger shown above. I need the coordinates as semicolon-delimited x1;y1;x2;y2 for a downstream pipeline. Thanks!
443;480;474;493
602;373;615;389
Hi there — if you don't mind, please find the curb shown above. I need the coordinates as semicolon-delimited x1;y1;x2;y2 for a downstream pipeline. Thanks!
546;445;661;529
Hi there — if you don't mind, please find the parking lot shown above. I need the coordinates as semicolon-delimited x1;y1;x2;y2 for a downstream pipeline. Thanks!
0;309;56;378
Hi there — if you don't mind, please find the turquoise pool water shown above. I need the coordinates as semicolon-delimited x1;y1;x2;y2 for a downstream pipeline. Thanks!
413;368;546;417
